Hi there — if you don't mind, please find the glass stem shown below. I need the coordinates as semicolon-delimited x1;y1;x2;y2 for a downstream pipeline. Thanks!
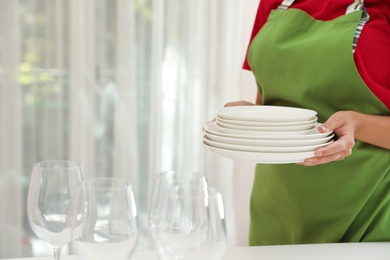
53;246;62;260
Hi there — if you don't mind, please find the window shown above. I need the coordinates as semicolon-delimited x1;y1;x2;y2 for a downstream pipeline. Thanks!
0;0;244;257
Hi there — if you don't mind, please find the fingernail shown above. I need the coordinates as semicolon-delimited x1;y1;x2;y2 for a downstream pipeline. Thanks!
319;125;328;132
305;160;314;165
315;151;323;156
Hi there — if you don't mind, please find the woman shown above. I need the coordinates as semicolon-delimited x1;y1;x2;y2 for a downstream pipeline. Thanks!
227;0;390;245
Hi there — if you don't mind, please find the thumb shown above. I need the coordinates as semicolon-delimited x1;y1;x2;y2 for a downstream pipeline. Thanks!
318;123;333;133
318;114;344;133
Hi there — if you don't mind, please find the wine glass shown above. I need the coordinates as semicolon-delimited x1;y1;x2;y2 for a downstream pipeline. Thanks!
72;177;138;260
187;187;227;260
27;160;85;260
148;170;209;260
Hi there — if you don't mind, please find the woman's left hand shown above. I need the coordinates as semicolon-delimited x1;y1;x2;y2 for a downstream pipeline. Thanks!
299;111;356;166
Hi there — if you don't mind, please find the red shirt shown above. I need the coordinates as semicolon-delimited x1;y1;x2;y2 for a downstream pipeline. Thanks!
243;0;390;110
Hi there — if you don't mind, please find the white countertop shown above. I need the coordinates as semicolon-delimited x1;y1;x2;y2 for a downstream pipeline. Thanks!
5;242;390;260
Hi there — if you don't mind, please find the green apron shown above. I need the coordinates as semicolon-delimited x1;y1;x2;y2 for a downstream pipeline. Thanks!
247;0;390;245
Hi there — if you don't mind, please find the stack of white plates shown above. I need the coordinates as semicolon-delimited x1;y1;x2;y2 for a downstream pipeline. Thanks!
203;106;334;164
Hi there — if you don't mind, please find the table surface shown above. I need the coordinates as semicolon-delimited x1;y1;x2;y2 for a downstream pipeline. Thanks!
4;242;390;260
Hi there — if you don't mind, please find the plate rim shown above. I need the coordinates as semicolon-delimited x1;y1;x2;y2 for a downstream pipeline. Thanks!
203;142;315;164
203;136;333;153
215;122;316;136
204;121;333;140
204;131;335;147
216;116;318;126
216;105;317;122
215;118;316;131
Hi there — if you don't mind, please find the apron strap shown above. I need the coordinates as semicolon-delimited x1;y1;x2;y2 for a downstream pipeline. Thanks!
277;0;295;10
346;0;365;14
346;0;370;53
276;0;370;54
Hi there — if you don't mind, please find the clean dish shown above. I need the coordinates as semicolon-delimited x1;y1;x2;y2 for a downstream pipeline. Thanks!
204;130;335;147
216;105;317;122
203;136;333;153
215;121;315;136
216;116;318;127
204;121;333;140
203;142;315;164
216;118;315;131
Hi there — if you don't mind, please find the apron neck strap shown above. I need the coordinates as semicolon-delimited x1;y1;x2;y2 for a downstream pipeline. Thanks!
277;0;294;10
346;0;365;14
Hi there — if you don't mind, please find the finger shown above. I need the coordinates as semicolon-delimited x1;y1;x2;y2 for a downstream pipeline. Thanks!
300;150;352;166
298;137;354;166
318;113;345;133
224;101;255;107
314;137;354;157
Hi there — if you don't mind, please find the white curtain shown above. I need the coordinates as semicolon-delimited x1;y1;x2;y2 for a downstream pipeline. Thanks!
0;0;23;258
0;0;245;257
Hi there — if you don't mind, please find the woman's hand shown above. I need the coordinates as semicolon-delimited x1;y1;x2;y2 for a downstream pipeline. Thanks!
300;111;356;166
206;100;256;124
224;100;256;107
300;110;390;166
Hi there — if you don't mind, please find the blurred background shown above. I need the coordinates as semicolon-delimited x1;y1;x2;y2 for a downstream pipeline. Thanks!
0;0;258;258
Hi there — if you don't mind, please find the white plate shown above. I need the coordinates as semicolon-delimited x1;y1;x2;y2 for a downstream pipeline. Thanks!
204;131;335;147
216;118;315;131
217;105;317;122
203;136;333;153
215;121;315;136
204;121;333;140
216;116;318;127
203;142;315;164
